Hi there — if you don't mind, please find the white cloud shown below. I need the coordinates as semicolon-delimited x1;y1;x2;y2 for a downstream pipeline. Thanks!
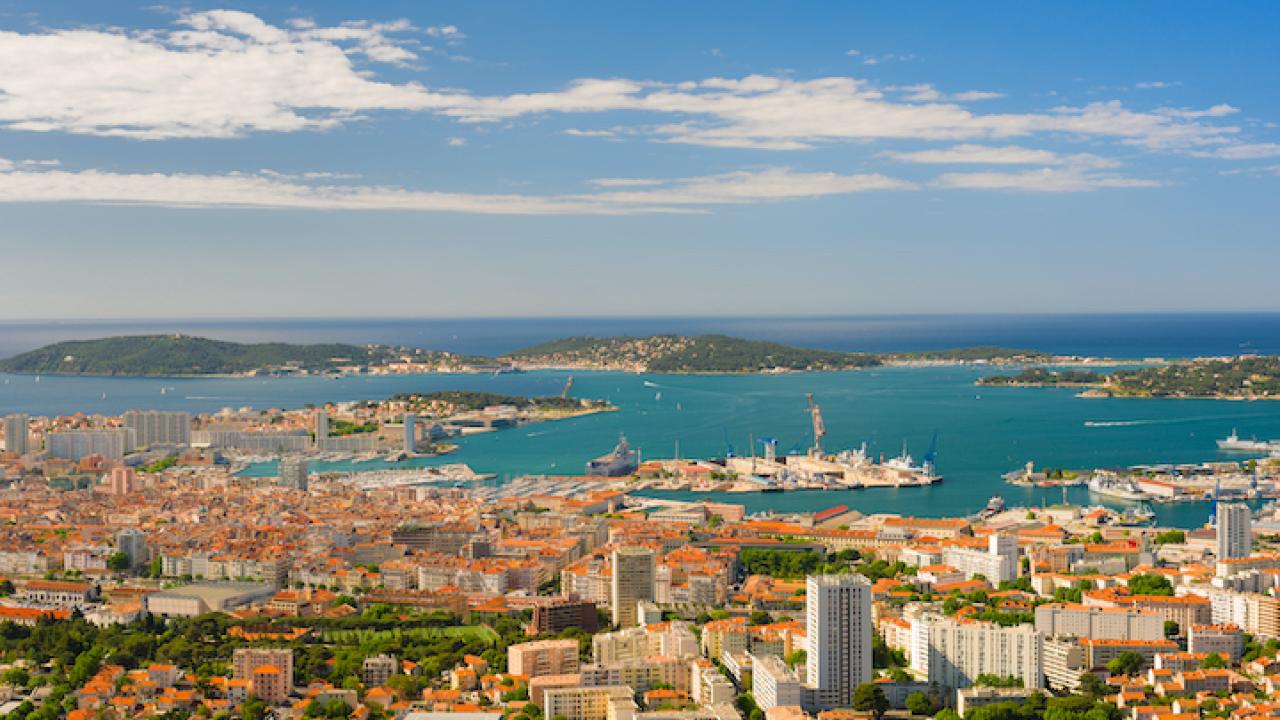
0;161;910;214
1135;81;1182;89
0;10;1271;164
446;136;466;146
932;167;1161;192
884;144;1118;168
1191;143;1280;160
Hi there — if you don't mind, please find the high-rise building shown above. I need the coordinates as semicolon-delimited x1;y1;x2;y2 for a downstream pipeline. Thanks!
314;411;329;450
278;457;309;491
1217;503;1252;560
1034;603;1164;641
123;410;191;448
805;573;872;710
403;413;417;453
3;414;29;456
610;546;656;627
116;528;147;568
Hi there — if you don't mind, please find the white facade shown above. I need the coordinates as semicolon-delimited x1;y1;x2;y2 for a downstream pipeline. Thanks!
806;574;872;710
1034;603;1164;641
911;613;1043;690
123;411;191;448
943;534;1019;583
1217;503;1252;560
3;414;29;455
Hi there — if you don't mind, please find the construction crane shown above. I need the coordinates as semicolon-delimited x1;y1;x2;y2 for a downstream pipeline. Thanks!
805;393;826;457
560;376;574;400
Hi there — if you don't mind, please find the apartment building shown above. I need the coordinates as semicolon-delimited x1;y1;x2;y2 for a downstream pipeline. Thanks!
509;639;581;678
1034;603;1164;641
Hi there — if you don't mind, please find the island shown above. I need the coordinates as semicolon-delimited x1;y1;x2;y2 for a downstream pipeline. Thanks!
0;333;1061;377
978;355;1280;399
0;334;494;377
504;334;1046;373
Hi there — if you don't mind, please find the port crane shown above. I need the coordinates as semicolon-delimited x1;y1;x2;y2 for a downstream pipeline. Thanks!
805;393;826;457
560;376;574;399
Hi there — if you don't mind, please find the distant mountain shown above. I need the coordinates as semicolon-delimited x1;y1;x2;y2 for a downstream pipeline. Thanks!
0;334;397;376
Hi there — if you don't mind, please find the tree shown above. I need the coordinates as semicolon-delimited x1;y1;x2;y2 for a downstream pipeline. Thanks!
1127;573;1173;596
1078;672;1107;698
1154;530;1186;545
148;557;163;578
241;696;267;720
905;692;933;716
936;709;961;720
852;683;889;720
1106;651;1145;677
1201;653;1227;669
107;552;131;572
1164;620;1180;638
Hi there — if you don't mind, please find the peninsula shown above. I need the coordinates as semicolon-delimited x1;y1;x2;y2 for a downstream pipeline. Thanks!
978;355;1280;399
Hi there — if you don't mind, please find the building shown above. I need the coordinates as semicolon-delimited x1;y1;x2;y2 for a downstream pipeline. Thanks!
278;457;309;491
404;413;417;453
46;428;134;460
3;414;29;455
18;580;99;608
509;639;581;678
234;648;294;704
314;411;329;450
610;546;656;627
362;653;398;687
910;613;1043;690
943;534;1019;583
531;598;599;635
543;685;636;720
805;573;872;710
1042;638;1086;692
1188;624;1245;662
1080;639;1178;670
145;582;276;617
957;687;1040;716
108;466;136;495
116;528;147;568
1034;603;1164;641
751;655;806;712
1217;503;1252;560
123;410;191;448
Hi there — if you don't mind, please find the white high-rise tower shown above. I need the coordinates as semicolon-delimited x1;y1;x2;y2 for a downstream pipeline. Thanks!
1217;502;1252;560
806;573;872;710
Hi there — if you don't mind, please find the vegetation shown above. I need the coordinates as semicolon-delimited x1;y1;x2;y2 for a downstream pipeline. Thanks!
738;548;824;579
1106;651;1146;676
1153;530;1186;545
0;335;400;376
851;683;889;720
388;390;594;412
976;674;1024;688
509;334;881;373
141;455;180;473
981;355;1280;399
1127;573;1174;596
977;367;1104;387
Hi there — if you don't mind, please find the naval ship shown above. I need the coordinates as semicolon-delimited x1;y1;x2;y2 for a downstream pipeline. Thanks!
586;434;639;476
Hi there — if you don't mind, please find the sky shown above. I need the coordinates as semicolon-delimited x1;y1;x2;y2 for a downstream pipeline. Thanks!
1;1;1278;319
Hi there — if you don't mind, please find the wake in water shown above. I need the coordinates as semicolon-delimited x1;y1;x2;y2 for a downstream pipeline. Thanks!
1084;411;1272;428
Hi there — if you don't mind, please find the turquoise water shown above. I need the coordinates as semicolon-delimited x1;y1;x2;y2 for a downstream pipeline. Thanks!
10;366;1277;528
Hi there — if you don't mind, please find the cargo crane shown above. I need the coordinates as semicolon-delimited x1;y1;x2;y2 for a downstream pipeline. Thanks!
922;431;939;476
806;393;826;457
560;376;574;400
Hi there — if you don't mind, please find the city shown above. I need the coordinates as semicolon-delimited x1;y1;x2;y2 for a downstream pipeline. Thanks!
2;3;1280;720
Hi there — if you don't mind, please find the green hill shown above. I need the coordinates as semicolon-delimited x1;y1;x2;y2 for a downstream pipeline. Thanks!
507;334;880;372
0;335;397;376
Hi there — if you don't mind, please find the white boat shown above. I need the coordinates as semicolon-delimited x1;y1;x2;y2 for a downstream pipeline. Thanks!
1087;474;1146;501
1217;429;1280;453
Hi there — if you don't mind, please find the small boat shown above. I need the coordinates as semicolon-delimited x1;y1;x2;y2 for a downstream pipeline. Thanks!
982;495;1006;516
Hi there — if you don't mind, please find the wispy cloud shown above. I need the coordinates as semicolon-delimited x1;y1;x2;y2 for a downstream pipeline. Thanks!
884;144;1118;168
0;161;913;214
932;167;1161;192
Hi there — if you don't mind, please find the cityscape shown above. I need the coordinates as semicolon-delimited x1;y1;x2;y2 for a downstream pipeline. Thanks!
3;4;1280;720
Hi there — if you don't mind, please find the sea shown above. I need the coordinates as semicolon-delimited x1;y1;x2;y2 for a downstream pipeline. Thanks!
4;313;1280;528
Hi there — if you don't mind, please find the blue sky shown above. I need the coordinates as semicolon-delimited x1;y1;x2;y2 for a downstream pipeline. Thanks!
1;1;1278;318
